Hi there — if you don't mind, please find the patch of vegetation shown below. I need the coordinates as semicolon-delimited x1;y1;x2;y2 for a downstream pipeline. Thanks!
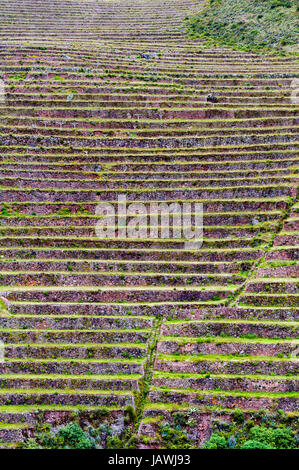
18;407;138;449
185;0;299;54
158;412;196;449
203;409;299;449
17;407;299;449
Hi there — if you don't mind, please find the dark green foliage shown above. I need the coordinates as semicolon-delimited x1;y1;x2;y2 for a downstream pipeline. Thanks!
173;411;189;427
124;405;137;425
19;407;137;449
51;422;94;449
203;434;228;449
241;440;272;449
21;422;95;449
249;425;296;449
203;411;298;449
159;422;195;449
232;408;245;424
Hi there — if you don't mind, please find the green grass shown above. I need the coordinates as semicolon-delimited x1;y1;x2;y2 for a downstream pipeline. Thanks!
7;357;145;363
186;0;299;54
0;423;29;430
0;373;142;380
153;372;299;380
0;405;121;412
3;342;147;348
0;388;133;395
157;353;297;361
160;335;299;344
163;318;298;325
144;402;299;414
0;285;236;292
151;386;299;398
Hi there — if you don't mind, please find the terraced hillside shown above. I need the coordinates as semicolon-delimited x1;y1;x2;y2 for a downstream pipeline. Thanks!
0;0;298;448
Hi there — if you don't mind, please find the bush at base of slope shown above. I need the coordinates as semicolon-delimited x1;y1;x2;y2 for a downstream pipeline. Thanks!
203;409;298;449
185;0;299;54
18;407;138;449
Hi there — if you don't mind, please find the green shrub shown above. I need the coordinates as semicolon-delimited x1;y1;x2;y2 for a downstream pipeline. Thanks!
124;405;137;424
20;407;137;449
233;408;245;424
203;434;227;449
159;422;195;449
202;413;298;449
241;440;272;449
22;422;94;449
249;425;296;449
57;423;93;449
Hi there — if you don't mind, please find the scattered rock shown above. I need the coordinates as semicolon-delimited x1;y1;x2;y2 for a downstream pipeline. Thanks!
111;415;124;434
140;52;158;60
207;93;218;103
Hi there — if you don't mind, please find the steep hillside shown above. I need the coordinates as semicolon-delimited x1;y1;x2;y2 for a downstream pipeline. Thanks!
186;0;299;53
